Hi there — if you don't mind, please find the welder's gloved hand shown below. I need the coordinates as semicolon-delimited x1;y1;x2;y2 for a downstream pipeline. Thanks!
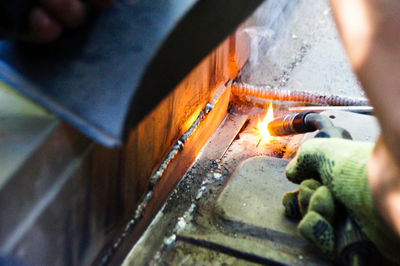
282;138;400;263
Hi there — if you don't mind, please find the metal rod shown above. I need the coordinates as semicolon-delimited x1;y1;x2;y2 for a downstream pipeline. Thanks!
176;235;285;266
256;137;262;148
218;118;249;161
288;106;373;114
232;82;369;106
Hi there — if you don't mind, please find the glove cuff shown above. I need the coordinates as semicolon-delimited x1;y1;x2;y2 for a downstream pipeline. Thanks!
334;159;400;264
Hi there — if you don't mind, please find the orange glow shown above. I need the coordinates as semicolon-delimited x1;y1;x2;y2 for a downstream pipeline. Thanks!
257;103;274;143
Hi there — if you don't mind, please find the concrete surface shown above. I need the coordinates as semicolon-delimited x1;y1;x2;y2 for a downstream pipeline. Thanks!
216;157;298;234
125;106;381;265
239;0;365;98
126;110;332;265
156;241;261;266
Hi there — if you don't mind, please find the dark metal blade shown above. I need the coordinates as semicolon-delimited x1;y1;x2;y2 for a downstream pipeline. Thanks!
0;0;263;146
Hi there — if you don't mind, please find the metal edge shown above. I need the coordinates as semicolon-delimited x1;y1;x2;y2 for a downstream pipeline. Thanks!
0;61;121;147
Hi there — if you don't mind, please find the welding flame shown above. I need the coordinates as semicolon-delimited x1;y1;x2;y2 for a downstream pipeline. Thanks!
257;103;274;142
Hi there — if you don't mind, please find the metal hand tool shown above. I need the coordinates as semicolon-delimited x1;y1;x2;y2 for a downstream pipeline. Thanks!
0;0;263;146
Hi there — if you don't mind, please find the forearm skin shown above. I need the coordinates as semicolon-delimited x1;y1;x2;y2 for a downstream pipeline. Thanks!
330;0;400;236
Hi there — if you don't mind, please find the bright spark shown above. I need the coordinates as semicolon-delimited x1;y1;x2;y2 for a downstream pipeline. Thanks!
257;103;274;144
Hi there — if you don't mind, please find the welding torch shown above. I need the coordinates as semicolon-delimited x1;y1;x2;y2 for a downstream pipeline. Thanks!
267;111;353;139
268;112;381;265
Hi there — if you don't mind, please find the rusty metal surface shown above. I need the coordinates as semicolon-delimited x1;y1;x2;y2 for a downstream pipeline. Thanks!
123;109;250;265
0;23;247;264
97;82;231;265
0;0;264;147
124;106;379;265
123;105;323;265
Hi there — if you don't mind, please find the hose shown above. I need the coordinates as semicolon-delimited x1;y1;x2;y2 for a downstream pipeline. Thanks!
268;112;382;265
232;82;369;106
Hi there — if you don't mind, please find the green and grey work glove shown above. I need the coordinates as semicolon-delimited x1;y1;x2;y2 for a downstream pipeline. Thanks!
282;138;400;263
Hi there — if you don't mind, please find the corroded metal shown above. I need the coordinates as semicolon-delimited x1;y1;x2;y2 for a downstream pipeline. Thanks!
0;0;264;147
232;82;369;106
98;82;229;265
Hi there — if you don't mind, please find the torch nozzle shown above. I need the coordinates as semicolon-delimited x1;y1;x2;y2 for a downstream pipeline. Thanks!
267;112;317;136
267;112;351;139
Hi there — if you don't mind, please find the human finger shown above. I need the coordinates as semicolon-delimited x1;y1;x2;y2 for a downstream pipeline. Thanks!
40;0;85;28
298;211;335;259
282;189;301;219
285;142;324;184
24;8;62;43
308;186;335;223
298;179;322;216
